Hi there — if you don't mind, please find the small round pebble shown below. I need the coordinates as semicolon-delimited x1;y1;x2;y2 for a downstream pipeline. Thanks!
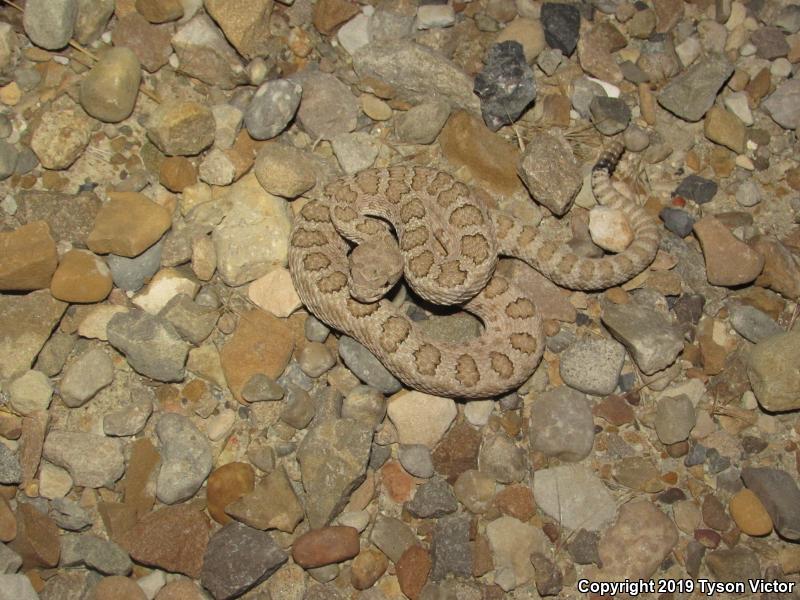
89;575;147;600
298;342;336;377
729;489;773;536
398;444;435;478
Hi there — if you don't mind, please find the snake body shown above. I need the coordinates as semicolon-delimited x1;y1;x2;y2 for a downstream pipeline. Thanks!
289;145;659;398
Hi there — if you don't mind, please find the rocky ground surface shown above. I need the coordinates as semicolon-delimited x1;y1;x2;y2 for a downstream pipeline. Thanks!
0;0;799;598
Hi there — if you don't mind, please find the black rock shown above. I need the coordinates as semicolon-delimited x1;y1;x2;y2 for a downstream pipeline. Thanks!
674;174;718;204
684;443;706;467
431;514;472;580
541;3;581;56
405;476;458;519
567;529;599;565
656;487;687;504
659;207;695;237
672;293;705;326
473;41;536;131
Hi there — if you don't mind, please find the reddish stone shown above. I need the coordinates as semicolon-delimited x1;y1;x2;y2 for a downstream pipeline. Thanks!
155;580;204;600
9;503;60;568
396;545;432;600
121;502;210;578
292;526;360;568
350;546;388;590
431;420;481;484
381;460;415;503
123;438;160;518
494;484;536;521
593;395;636;426
694;528;721;549
90;576;147;600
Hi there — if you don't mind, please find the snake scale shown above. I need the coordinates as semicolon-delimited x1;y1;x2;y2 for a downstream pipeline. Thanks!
289;144;660;398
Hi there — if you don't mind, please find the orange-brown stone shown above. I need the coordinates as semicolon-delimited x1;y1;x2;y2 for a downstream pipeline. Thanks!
292;526;360;568
206;462;255;525
0;221;58;291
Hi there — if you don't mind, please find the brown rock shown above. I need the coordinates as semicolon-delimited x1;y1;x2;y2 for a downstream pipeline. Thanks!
350;546;389;590
90;576;147;600
123;438;160;518
50;249;113;303
155;580;204;600
112;13;173;73
15;190;102;246
204;0;273;59
160;156;197;192
225;466;303;532
593;394;636;425
704;106;746;154
98;501;139;543
472;535;494;577
750;237;800;300
313;0;360;35
431;419;481;483
87;192;172;257
19;411;48;489
121;503;210;578
396;545;432;600
0;291;67;379
494;484;536;521
220;309;294;402
439;110;522;196
9;503;60;569
135;0;183;23
381;460;415;503
653;0;683;32
0;495;16;542
729;489;772;537
693;216;765;286
578;24;624;83
745;67;771;107
0;221;58;291
292;526;360;568
207;462;255;525
146;100;215;157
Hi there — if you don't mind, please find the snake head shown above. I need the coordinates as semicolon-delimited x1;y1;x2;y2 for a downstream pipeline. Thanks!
348;238;404;303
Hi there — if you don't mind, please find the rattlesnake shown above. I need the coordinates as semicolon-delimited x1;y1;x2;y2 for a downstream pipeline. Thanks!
289;143;660;398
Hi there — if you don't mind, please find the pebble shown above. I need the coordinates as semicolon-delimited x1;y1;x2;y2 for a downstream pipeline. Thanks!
0;141;17;180
693;216;765;286
247;267;302;318
704;106;746;153
244;79;302;141
657;54;734;121
0;221;58;292
107;239;164;292
473;41;535;131
590;96;631;135
0;445;20;485
486;516;548;590
338;336;402;394
42;431;124;488
394;100;451;145
23;0;77;50
518;132;581;215
226;466;304;532
387;391;456;448
747;329;800;413
292;526;360;568
659;207;695;237
431;514;472;581
496;18;545;62
705;546;761;581
451;470;494;514
171;15;245;89
296;418;373;528
112;14;173;73
155;414;212;504
396;545;431;600
540;2;580;56
80;48;141;123
204;0;271;59
340;385;386;429
729;488;773;536
654;394;695;444
762;79;800;130
9;369;53;415
107;310;189;383
50;249;112;304
58;347;114;407
0;575;39;600
331;131;380;174
87;192;171;258
293;71;358;140
370;514;417;563
254;143;316;198
350;547;388;590
728;303;781;343
533;465;616;531
146;101;215;156
337;13;370;55
398;444;434;479
31;108;92;170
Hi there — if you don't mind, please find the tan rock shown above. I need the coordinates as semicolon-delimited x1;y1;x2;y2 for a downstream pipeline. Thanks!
155;580;204;600
135;0;183;23
750;237;800;300
80;47;141;123
253;143;316;198
439;110;522;196
693;216;764;286
77;305;129;340
90;576;147;600
206;462;255;525
247;267;301;318
9;503;60;569
87;192;172;257
351;546;389;590
496;18;545;63
204;0;273;59
225;466;304;532
50;249;113;303
729;489;772;536
0;495;16;542
0;221;58;291
589;207;634;253
159;156;197;192
31;107;92;170
292;526;360;568
704;106;746;154
112;13;173;73
313;0;360;35
220;309;294;402
146;100;215;156
360;94;392;121
132;268;199;314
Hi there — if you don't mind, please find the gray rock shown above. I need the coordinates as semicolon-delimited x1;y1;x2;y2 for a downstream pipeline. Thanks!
674;174;717;205
518;132;582;216
0;543;22;575
241;373;284;402
60;533;132;575
102;395;153;437
159;293;219;345
0;141;17;180
431;514;472;581
340;385;386;430
602;302;683;375
171;14;246;89
0;23;18;85
567;529;599;565
107;309;189;382
244;79;302;140
34;332;76;377
0;444;20;485
59;347;114;408
478;431;526;483
728;304;782;343
40;570;97;600
49;497;93;531
541;2;580;56
747;329;800;412
590;96;631;136
23;0;77;50
338;336;402;394
292;71;359;140
775;4;800;33
106;238;164;291
654;394;695;444
751;26;789;59
331;131;380;175
763;79;800;130
370;514;417;563
42;431;124;488
155;413;212;504
8;369;53;415
487;516;550;590
657;54;734;122
734;180;761;208
741;467;800;541
304;315;330;342
394;100;451;145
74;0;114;45
297;418;373;528
201;522;288;600
0;574;39;600
398;444;434;478
405;476;458;518
705;546;761;582
533;465;616;531
280;384;316;429
353;41;481;114
474;41;536;131
559;337;625;395
529;386;594;461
